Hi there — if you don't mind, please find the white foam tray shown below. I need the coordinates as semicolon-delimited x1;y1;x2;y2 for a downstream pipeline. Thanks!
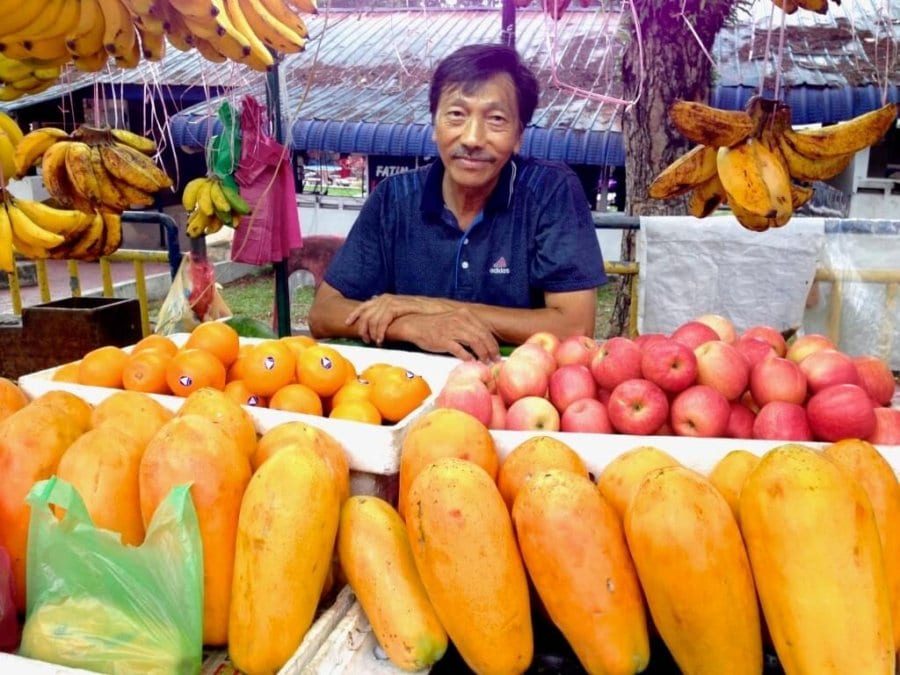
17;336;459;476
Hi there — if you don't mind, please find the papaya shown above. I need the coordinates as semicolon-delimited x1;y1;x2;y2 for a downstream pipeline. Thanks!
139;415;251;646
0;403;84;612
513;469;649;674
398;408;498;519
337;496;447;671
91;390;173;449
0;377;28;422
740;443;893;674
229;446;340;675
406;458;532;675
497;435;588;510
625;466;761;675
177;387;258;459
707;449;760;523
56;426;146;546
30;390;93;434
596;445;680;520
822;439;900;651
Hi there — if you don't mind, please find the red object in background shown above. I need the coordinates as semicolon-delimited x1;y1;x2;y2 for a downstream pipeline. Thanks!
187;252;216;321
0;546;20;652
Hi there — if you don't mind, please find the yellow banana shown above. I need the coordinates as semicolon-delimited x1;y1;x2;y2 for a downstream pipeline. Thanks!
89;145;130;211
688;174;727;219
796;0;828;13
134;12;166;34
0;36;70;62
137;25;166;61
776;134;854;181
285;0;316;14
0;130;17;185
6;201;66;250
729;198;791;232
65;142;102;204
54;209;105;261
113;177;155;207
224;0;282;65
73;48;109;72
110;128;156;154
185;208;211;238
783;103;898;160
197;180;215;216
648;144;718;200
192;37;227;62
99;210;122;257
161;9;195;52
791;183;815;210
40;140;76;205
181;176;207;211
99;143;170;193
99;0;136;57
717;138;792;221
0;87;24;102
15;127;69;176
204;215;224;236
259;0;307;38
169;0;220;21
0;204;14;272
669;100;754;148
0;4;45;38
3;0;69;41
199;17;255;64
772;0;799;13
237;0;305;54
0;55;32;83
66;0;107;57
32;65;61;82
209;179;232;213
0;111;23;146
114;30;141;67
13;197;94;237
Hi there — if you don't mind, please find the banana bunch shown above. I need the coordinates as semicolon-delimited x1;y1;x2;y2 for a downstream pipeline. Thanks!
649;97;898;232
772;0;837;14
181;175;250;238
0;54;61;102
0;111;25;187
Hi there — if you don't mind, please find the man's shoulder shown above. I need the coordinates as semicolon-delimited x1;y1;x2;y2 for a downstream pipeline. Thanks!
513;156;577;194
376;164;432;196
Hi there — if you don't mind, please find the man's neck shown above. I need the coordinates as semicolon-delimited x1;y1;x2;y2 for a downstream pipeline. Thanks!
443;177;498;231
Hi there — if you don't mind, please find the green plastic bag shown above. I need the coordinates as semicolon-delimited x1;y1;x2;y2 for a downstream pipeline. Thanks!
19;477;204;674
209;100;240;180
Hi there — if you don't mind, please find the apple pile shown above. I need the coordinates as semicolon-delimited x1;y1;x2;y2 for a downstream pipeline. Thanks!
434;314;900;444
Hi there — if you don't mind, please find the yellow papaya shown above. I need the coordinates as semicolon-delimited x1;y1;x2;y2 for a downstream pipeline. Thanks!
497;435;588;510
707;449;760;523
596;445;680;520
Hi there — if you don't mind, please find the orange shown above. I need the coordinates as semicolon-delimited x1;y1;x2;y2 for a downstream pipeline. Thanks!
223;380;268;408
280;334;318;360
329;399;382;425
331;378;373;408
91;390;174;449
227;343;254;383
359;362;396;384
183;321;240;367
131;334;178;358
31;390;94;434
78;345;130;389
122;350;172;395
296;345;350;398
177;387;258;459
268;383;323;416
51;361;82;383
242;340;297;397
165;348;227;397
0;377;29;422
370;368;432;423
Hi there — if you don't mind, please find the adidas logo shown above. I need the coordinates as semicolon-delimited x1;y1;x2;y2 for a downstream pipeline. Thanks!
489;256;510;275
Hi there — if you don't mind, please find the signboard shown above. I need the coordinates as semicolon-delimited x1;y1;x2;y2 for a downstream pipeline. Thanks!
367;155;431;193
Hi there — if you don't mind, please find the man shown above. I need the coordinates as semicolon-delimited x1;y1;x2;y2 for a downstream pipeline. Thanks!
308;43;607;362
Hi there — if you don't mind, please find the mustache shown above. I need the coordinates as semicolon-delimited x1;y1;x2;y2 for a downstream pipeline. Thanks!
450;149;494;162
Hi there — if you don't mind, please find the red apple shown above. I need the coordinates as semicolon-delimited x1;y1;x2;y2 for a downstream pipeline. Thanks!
671;321;720;350
740;390;760;414
560;397;613;434
488;394;507;430
726;401;756;439
806;384;877;442
735;336;776;369
799;349;860;394
694;340;750;401
509;342;557;377
505;395;561;431
435;379;493;426
447;360;497;394
750;357;807;407
640;338;698;394
555;335;600;368
786;333;835;364
524;331;562;360
497;356;550;406
695;313;738;344
670;384;731;438
869;408;900;445
655;421;675;437
607;378;669;435
741;325;787;357
853;355;896;406
549;364;597;414
596;389;611;406
634;333;669;353
752;401;813;441
590;337;643;391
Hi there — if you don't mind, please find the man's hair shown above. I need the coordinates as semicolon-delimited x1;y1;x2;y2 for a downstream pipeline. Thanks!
429;43;540;129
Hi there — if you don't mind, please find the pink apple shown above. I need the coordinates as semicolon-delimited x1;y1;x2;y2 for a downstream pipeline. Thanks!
740;390;760;414
555;335;600;368
786;333;836;364
488;394;507;430
869;408;900;445
524;331;562;360
726;401;756;439
670;384;731;438
549;364;597;414
671;321;720;350
806;383;877;442
695;313;738;344
799;349;860;394
505;395;561;432
607;378;669;435
694;340;750;402
596;389;611;406
853;355;896;406
741;325;787;357
435;379;493;427
509;342;557;377
735;336;777;369
497;356;550;406
447;360;497;394
640;338;698;394
750;357;807;407
560;397;613;433
655;421;675;437
634;333;669;353
753;401;813;441
590;337;643;391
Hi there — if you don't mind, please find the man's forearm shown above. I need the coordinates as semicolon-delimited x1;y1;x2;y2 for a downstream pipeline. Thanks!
307;295;365;339
438;300;595;344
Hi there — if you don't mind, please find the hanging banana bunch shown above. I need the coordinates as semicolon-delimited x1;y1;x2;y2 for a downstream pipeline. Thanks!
649;96;898;232
771;0;838;15
181;175;251;238
0;54;62;102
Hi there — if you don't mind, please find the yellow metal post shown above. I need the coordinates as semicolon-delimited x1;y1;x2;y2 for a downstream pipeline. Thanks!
67;260;81;296
100;258;113;297
7;270;21;315
35;260;50;304
133;259;149;337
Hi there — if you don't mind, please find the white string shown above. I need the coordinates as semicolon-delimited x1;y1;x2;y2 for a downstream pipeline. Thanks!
678;0;717;70
772;1;788;101
758;1;776;95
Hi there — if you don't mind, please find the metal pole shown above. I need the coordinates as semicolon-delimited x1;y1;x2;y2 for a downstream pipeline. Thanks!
266;53;293;337
501;0;516;48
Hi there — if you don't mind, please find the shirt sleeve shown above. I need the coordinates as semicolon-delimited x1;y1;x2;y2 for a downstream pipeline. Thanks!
530;165;608;293
322;182;391;301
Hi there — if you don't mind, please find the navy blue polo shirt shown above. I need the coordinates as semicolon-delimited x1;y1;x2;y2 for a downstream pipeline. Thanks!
324;155;607;309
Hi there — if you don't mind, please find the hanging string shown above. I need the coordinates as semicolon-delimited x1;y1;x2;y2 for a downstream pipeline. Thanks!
772;1;789;102
678;0;718;70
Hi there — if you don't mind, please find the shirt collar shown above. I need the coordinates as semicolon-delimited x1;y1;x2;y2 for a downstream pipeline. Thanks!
421;155;518;220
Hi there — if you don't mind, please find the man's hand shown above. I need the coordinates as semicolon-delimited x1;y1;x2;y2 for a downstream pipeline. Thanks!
392;307;501;362
346;294;453;345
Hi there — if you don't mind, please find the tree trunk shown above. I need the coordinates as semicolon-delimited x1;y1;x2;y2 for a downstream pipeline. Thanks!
609;0;735;337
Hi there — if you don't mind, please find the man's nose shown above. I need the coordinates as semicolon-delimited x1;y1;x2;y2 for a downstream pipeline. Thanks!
460;116;486;147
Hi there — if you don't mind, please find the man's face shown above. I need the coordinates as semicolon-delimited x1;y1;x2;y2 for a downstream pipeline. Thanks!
432;73;523;195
